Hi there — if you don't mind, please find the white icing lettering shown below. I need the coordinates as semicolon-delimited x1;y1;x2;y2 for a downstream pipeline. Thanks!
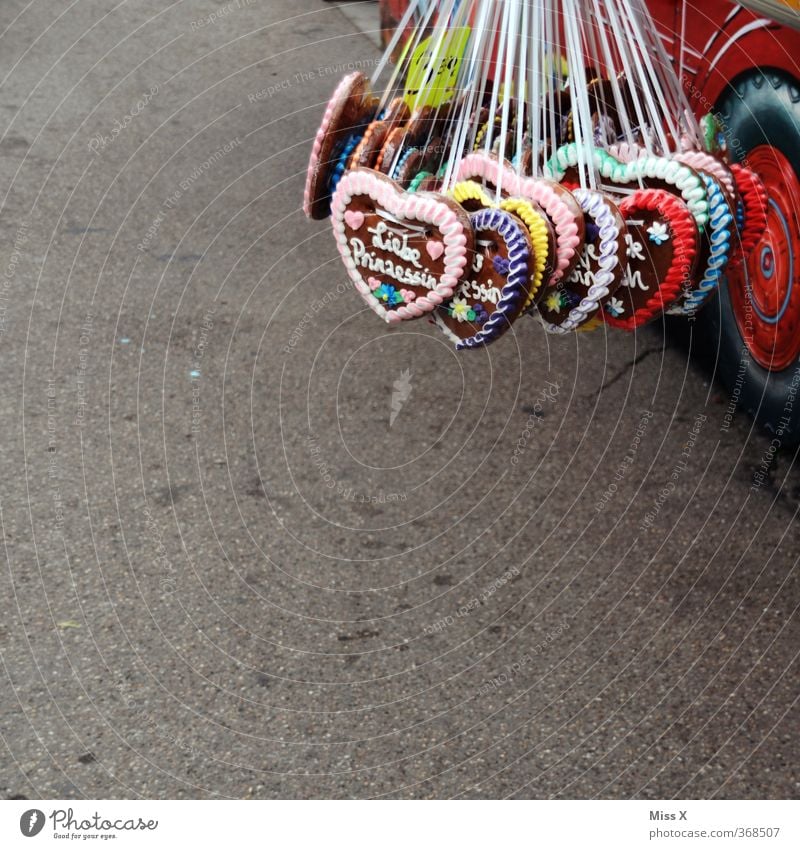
367;221;422;268
622;265;648;291
350;237;436;290
458;279;502;305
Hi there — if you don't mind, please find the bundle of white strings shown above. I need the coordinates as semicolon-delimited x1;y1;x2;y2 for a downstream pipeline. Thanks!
370;0;703;193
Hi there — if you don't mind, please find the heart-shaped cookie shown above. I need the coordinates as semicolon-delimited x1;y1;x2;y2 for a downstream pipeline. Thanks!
434;207;534;349
304;72;378;220
543;143;709;231
666;174;733;317
538;189;626;334
603;188;699;330
348;97;410;170
728;163;768;269
456;153;584;284
451;181;555;307
332;169;473;324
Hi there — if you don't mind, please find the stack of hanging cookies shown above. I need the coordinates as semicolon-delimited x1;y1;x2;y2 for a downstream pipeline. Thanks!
303;67;767;349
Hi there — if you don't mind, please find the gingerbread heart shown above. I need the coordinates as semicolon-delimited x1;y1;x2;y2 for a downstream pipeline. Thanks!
434;207;534;349
538;189;626;334
304;73;378;220
543;144;709;231
451;181;555;307
456;153;584;284
348;97;410;170
603;188;699;330
331;169;473;324
666;173;733;317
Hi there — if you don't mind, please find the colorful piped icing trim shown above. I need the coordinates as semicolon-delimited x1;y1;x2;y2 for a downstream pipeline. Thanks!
728;163;768;269
541;189;621;335
604;189;699;330
474;115;504;150
303;72;363;218
391;146;420;181
543;143;709;231
329;134;363;197
667;175;732;317
435;207;531;350
675;150;737;199
500;198;549;308
408;171;434;193
454;154;580;284
331;169;469;324
452;180;495;208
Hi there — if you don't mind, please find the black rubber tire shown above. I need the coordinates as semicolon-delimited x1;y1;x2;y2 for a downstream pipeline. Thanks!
701;68;800;446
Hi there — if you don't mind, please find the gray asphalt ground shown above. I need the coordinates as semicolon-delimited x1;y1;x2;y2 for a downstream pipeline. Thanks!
0;0;797;800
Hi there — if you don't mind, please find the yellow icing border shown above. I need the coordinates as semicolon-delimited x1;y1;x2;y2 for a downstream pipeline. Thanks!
500;198;549;308
451;180;494;208
577;316;602;333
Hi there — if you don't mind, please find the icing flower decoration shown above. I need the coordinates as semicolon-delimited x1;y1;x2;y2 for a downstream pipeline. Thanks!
647;221;670;246
606;297;625;318
472;303;489;324
545;291;568;314
492;256;511;277
374;283;404;307
368;277;381;292
399;289;417;302
449;296;472;323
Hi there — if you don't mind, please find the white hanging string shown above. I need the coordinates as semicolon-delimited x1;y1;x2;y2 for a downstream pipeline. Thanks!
366;0;709;192
371;0;428;88
441;0;496;191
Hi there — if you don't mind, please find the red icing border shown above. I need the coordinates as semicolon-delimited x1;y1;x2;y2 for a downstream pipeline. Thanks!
604;189;699;331
728;164;768;270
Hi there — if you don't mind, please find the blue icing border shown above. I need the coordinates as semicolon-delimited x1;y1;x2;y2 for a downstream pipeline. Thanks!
390;145;420;181
328;133;362;197
675;174;733;316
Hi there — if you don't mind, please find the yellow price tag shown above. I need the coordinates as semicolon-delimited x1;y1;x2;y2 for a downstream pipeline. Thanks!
404;27;471;109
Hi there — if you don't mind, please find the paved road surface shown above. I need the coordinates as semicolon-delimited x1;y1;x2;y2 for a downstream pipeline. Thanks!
0;0;797;799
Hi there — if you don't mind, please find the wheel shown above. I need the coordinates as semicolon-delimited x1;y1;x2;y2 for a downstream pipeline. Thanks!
706;69;800;446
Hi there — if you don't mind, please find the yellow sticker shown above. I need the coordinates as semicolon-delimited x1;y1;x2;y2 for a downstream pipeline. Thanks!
404;27;471;109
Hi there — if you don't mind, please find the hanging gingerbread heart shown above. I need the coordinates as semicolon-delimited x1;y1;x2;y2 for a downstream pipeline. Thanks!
451;181;556;307
603;188;699;330
392;138;447;188
456;153;585;284
304;72;378;220
348;97;411;170
434;207;534;349
331;169;473;324
538;189;627;334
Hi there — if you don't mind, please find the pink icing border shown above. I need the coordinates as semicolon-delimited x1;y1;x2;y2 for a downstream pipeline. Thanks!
675;150;736;200
331;170;469;324
456;153;580;283
303;72;363;218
